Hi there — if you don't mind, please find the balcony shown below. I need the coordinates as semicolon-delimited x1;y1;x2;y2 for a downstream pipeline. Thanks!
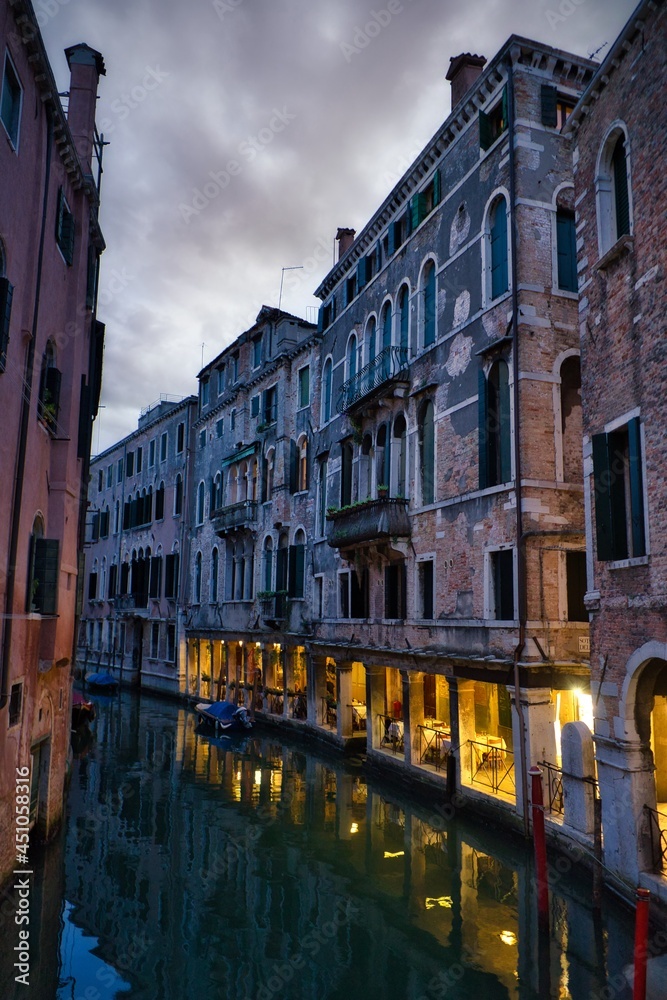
258;591;288;628
326;497;410;551
337;346;409;414
114;594;149;616
211;500;259;535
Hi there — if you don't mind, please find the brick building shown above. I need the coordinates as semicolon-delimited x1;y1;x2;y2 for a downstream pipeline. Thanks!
567;0;667;898
78;395;197;695
306;35;597;823
185;306;319;717
0;3;106;886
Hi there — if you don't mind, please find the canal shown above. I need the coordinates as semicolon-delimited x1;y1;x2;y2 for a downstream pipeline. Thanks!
2;690;640;999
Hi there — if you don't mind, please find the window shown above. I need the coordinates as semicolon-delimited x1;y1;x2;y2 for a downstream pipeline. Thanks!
1;52;22;149
196;482;205;525
117;457;124;483
419;561;434;619
212;472;223;511
231;352;239;383
611;135;631;240
252;336;263;369
298;365;310;409
341;440;353;507
100;506;110;538
97;469;103;492
55;188;75;266
126;451;134;477
201;378;210;408
165;553;179;599
490;549;514;620
194;552;202;604
27;530;59;616
346;335;358;383
489;197;509;299
393;414;407;498
365;318;376;368
592;417;646;561
166;623;176;662
106;465;113;489
263;449;275;502
288;530;306;599
155;482;165;520
479;360;511;488
418;400;435;505
148;439;155;468
398;284;409;363
376;424;390;494
174;474;183;516
211;547;219;602
9;682;22;727
150;623;159;659
38;342;61;433
318;459;328;536
199;429;206;450
216;418;223;438
479;87;508;150
176;422;185;454
381;301;392;375
136;446;143;474
298;437;308;492
113;500;120;534
556;207;577;292
160;432;168;462
263;386;277;425
559;355;582;483
230;409;236;432
88;569;97;601
410;171;441;229
345;274;357;306
251;394;260;418
596;127;632;257
339;569;368;619
384;562;406;619
421;262;436;348
322;359;332;424
108;562;117;599
263;537;273;591
540;86;574;131
566;551;587;622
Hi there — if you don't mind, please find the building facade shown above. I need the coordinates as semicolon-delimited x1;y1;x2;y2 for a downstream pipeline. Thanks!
77;395;197;696
0;3;105;887
184;306;319;718
567;0;667;898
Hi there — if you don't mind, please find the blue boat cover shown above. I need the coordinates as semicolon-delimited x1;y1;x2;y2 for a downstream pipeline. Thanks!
87;672;117;687
203;701;242;722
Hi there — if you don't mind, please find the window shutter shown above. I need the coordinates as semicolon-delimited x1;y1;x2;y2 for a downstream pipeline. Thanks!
0;276;13;371
478;368;489;490
342;279;350;308
479;109;492;151
149;557;161;598
288;545;297;597
123;501;131;530
294;544;305;599
34;538;59;616
591;433;614;561
77;378;91;459
498;363;511;484
55;187;64;243
501;86;509;132
357;257;367;290
317;304;324;333
410;192;422;231
331;294;337;321
289;438;298;494
556;210;577;292
108;564;117;598
627;417;646;557
404;207;413;238
432;169;441;207
387;223;396;256
541;85;558;127
612;138;630;238
490;202;508;299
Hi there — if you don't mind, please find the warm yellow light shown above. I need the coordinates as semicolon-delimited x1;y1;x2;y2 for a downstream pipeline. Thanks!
254;769;262;786
274;643;281;651
425;896;453;910
238;640;244;646
255;641;261;648
350;822;359;834
499;930;517;946
235;770;241;782
575;689;594;731
383;851;404;859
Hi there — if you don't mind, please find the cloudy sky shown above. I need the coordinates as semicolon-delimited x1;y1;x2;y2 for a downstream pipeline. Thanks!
39;0;636;453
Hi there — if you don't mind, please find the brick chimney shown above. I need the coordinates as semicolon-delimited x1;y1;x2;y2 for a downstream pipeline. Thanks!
64;43;106;177
336;227;355;261
446;53;486;111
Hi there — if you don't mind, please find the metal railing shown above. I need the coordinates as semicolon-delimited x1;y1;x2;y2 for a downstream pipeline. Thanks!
321;696;337;728
418;725;450;771
538;760;564;815
337;345;408;412
645;804;667;873
211;499;258;532
378;713;404;753
469;739;515;795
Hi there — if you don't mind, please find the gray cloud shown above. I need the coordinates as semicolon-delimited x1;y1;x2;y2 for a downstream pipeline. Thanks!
38;0;636;453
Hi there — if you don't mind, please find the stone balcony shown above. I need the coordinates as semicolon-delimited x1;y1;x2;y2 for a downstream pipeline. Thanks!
337;346;409;414
326;497;411;552
211;499;259;535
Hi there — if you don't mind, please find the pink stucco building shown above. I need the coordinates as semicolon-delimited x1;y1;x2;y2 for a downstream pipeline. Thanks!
0;1;106;887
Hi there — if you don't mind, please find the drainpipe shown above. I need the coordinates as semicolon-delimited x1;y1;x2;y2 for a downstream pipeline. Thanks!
506;54;530;837
0;112;54;710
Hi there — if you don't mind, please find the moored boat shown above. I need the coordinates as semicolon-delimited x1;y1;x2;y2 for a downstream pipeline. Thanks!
86;671;118;691
195;700;253;732
72;690;96;726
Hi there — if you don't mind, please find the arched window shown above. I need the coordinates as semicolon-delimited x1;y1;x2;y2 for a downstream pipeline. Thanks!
322;358;333;423
346;333;358;382
210;547;219;603
212;472;223;511
489;196;509;299
393;414;407;498
290;528;306;599
422;262;436;348
366;316;376;365
276;534;289;596
479;360;511;488
560;355;582;484
263;536;273;592
243;539;254;600
418;400;435;505
376;423;390;494
194;551;202;604
360;434;373;501
38;341;61;432
265;448;275;501
555;188;577;293
196;481;205;525
114;500;120;534
174;474;183;516
381;300;392;377
398;284;409;363
248;459;257;501
317;459;328;536
298;436;308;492
596;126;632;255
239;461;248;501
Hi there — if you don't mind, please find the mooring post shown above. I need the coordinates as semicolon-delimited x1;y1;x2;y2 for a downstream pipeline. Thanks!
633;887;650;1000
529;765;549;931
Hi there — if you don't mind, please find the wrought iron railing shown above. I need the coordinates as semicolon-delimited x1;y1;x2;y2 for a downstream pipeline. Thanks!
337;345;408;413
645;804;667;873
378;713;404;753
469;739;515;795
321;696;337;728
211;500;258;532
418;725;451;771
538;760;565;815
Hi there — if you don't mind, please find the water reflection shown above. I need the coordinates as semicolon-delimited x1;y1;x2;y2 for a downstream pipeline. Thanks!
3;691;637;999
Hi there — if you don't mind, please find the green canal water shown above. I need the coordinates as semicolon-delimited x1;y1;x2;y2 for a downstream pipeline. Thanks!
1;690;644;999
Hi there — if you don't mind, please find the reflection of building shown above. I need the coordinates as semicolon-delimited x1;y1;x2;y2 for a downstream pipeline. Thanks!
0;2;105;887
77;395;197;694
566;0;667;900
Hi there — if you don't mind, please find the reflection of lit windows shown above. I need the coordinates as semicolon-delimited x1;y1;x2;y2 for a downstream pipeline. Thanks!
499;930;517;946
383;851;405;859
350;822;359;834
425;896;453;909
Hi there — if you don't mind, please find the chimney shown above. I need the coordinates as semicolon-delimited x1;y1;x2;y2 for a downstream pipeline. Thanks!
64;43;106;177
446;53;486;111
336;227;356;261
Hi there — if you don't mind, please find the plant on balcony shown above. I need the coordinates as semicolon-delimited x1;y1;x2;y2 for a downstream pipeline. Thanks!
377;483;389;498
256;590;276;600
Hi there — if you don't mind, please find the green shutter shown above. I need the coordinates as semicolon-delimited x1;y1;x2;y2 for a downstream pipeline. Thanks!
627;417;646;557
501;86;509;132
387;223;396;256
557;210;577;292
289;438;298;494
317;304;324;332
592;433;614;561
479;109;492;151
410;192;422;231
34;538;59;616
342;279;350;308
498;361;511;484
433;168;441;206
478;368;489;490
357;257;367;290
541;85;558;127
490;200;508;298
0;276;13;371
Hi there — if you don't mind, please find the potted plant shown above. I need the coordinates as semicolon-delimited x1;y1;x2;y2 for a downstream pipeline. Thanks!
377;483;389;499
